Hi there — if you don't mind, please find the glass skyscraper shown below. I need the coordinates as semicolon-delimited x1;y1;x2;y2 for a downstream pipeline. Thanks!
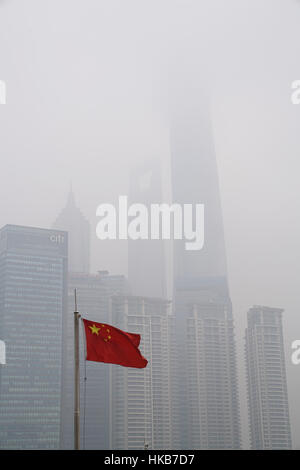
128;159;167;299
0;224;68;449
170;87;241;448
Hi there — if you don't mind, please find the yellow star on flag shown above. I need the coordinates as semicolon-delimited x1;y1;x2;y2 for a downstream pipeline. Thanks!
89;324;101;336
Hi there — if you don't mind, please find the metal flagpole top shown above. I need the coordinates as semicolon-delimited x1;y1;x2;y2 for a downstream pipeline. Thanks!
74;288;80;450
74;288;78;313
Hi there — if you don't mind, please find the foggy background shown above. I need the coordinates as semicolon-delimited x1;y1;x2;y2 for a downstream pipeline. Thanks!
0;0;300;448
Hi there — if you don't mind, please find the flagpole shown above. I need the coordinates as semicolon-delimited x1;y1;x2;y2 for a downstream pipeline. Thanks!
74;288;80;450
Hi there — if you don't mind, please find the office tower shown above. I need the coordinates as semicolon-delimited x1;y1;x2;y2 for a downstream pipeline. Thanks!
245;305;292;449
0;224;68;449
170;89;241;448
128;159;166;298
60;271;129;450
53;187;90;273
110;295;177;450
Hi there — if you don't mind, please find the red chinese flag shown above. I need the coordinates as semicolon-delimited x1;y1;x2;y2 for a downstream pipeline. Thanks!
82;319;148;369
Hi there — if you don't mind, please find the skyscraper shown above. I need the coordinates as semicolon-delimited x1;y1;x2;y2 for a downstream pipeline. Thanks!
170;89;241;448
245;305;292;449
128;159;166;298
0;224;68;449
53;187;90;273
110;295;177;449
60;271;129;450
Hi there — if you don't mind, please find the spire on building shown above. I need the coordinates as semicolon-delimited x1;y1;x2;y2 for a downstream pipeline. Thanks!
53;186;90;273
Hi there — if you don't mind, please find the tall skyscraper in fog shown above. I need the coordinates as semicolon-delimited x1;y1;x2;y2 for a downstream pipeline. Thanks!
61;271;129;450
53;187;90;273
0;225;68;449
245;305;292;449
110;295;178;449
170;88;240;448
128;160;166;298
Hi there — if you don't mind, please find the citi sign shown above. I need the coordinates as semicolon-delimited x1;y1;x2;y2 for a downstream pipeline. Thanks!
0;340;6;365
50;234;65;244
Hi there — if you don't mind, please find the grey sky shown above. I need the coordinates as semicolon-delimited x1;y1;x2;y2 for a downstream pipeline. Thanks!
0;0;300;448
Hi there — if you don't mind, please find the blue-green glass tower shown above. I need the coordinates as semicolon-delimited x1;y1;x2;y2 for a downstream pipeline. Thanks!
0;225;68;449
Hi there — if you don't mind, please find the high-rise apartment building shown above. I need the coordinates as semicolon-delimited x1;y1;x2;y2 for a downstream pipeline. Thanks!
185;281;240;449
0;225;68;449
110;295;177;450
245;305;292;449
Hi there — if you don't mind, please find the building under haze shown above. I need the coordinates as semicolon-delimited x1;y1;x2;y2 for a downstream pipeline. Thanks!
170;89;241;448
245;305;292;450
0;225;68;449
128;159;166;298
61;271;129;450
53;188;90;273
110;295;178;450
184;281;240;449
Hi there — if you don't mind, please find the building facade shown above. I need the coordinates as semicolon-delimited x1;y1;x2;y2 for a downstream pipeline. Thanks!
173;277;240;449
128;159;167;299
53;188;90;274
0;224;68;449
170;87;241;448
110;295;178;450
60;271;129;449
245;305;292;449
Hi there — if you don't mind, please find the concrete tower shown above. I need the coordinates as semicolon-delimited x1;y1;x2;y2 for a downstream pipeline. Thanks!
171;86;241;449
245;306;292;449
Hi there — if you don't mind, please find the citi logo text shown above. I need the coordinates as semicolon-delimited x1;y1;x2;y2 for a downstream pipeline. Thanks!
0;340;6;365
